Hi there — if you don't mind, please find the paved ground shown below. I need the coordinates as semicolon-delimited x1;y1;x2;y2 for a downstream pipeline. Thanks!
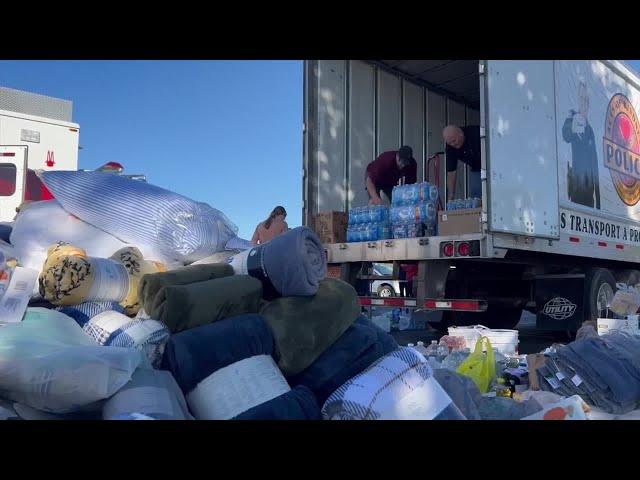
389;310;566;354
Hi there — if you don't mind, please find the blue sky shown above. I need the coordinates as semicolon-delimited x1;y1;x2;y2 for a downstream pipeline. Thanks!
0;60;639;239
0;60;303;240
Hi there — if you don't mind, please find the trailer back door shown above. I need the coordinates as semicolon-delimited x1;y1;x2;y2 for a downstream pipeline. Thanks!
484;60;560;239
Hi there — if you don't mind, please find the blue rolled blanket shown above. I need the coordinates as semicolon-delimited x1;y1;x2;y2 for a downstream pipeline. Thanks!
286;316;398;405
228;226;327;298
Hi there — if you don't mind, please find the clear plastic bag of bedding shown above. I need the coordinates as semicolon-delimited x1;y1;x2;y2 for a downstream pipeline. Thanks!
608;283;640;317
39;171;240;263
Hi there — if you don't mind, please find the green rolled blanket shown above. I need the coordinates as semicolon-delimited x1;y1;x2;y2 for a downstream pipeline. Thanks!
260;278;360;377
139;263;233;315
152;275;263;333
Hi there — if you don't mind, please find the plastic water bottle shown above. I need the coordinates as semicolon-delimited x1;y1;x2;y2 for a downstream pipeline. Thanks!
392;224;407;239
436;342;450;362
441;348;471;371
414;341;429;356
424;201;436;224
425;340;438;360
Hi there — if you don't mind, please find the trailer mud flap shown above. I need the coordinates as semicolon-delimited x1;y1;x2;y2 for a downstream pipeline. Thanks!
535;274;585;331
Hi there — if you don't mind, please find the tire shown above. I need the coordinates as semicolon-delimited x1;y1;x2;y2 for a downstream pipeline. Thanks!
377;284;395;298
585;268;616;322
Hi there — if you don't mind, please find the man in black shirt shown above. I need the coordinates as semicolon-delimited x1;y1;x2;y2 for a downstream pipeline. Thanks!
443;125;482;201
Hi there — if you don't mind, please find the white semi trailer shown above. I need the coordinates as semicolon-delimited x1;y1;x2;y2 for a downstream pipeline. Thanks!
303;60;640;333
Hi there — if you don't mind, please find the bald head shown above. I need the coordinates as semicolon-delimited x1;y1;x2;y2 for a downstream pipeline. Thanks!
443;125;465;149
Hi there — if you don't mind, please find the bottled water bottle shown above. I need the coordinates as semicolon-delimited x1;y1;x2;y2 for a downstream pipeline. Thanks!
427;184;439;202
392;224;407;239
424;340;439;361
349;208;357;225
441;348;471;371
347;226;355;243
413;341;429;356
423;201;437;225
364;224;374;242
436;342;450;362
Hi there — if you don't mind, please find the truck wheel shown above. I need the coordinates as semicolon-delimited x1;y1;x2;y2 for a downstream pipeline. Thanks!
585;268;616;321
377;284;395;298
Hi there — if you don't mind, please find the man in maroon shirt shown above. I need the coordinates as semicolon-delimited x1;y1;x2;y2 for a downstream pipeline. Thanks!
365;146;417;205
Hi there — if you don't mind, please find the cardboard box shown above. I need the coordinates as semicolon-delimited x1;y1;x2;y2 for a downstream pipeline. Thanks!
437;208;482;236
313;211;348;244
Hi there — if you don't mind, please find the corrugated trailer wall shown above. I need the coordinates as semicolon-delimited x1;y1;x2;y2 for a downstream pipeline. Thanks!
303;60;479;226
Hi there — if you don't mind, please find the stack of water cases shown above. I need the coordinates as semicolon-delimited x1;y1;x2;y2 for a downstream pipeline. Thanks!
347;205;391;243
389;183;438;239
446;197;481;211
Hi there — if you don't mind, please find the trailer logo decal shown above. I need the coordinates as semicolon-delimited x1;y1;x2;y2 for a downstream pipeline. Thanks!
603;93;640;206
45;151;55;168
542;297;577;320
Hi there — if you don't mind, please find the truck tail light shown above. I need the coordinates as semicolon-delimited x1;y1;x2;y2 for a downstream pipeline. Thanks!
441;242;454;257
457;242;470;256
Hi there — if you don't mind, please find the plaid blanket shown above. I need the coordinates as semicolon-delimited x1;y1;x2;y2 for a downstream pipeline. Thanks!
322;347;461;420
82;310;170;367
57;301;125;327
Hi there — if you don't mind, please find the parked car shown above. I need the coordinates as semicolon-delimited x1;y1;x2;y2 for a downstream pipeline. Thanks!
370;263;408;297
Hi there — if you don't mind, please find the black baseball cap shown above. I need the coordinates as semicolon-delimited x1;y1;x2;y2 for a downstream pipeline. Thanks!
398;146;414;167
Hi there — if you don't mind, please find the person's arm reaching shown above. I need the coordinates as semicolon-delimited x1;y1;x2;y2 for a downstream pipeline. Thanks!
366;175;383;205
447;170;457;201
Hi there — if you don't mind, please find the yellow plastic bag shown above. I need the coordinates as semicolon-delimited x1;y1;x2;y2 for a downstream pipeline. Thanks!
456;336;496;393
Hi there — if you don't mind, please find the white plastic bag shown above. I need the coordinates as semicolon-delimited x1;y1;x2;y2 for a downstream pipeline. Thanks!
608;283;640;317
0;308;144;413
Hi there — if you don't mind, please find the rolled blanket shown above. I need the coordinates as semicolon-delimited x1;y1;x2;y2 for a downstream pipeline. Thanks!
259;278;360;376
139;263;234;315
10;200;178;277
56;301;125;327
190;251;240;266
234;386;321;420
39;170;239;263
103;369;192;420
152;275;263;334
39;243;166;315
321;347;466;420
162;314;275;394
163;314;314;420
82;310;170;368
287;316;398;405
228;226;327;299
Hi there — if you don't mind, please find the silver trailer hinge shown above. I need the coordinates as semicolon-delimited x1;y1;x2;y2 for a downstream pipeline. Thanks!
480;169;487;180
479;63;485;75
480;127;486;138
481;213;488;223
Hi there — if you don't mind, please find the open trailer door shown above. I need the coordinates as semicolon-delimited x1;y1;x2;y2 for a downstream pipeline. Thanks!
483;60;560;239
